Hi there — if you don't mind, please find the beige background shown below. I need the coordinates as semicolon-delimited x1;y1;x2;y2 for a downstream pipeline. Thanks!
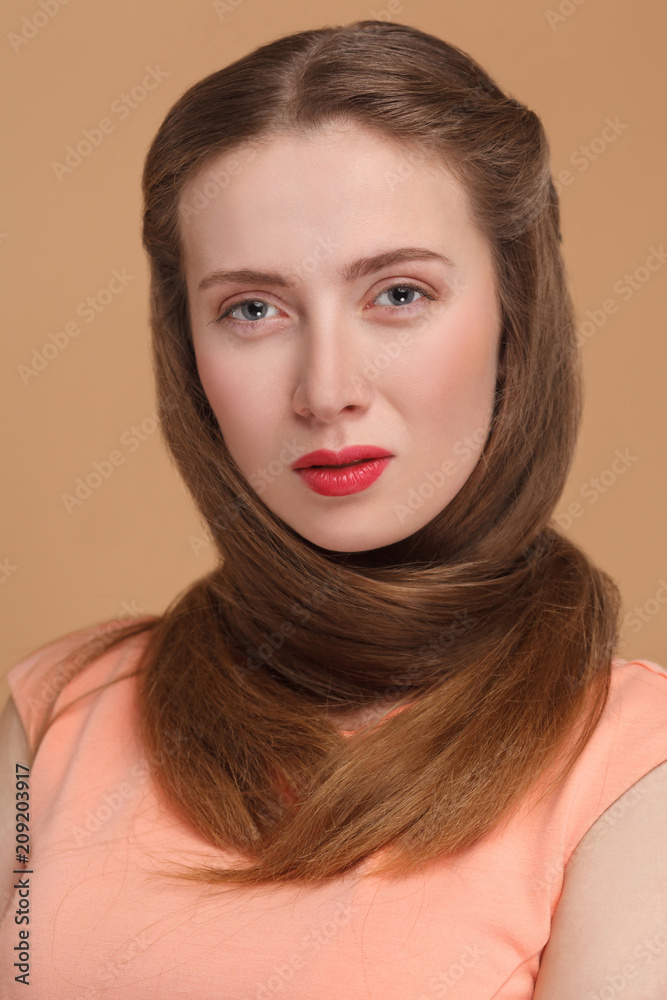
1;0;665;702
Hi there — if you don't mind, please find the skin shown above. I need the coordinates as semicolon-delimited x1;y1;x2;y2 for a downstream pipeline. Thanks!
180;122;503;560
180;123;503;730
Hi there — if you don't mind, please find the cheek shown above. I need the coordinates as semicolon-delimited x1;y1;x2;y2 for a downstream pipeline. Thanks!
195;348;283;466
410;309;500;434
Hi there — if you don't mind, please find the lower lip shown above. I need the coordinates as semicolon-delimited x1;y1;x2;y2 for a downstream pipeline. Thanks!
295;457;391;496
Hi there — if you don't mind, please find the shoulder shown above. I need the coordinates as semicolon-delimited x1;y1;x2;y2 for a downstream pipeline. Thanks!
5;617;156;759
533;657;667;998
605;655;667;715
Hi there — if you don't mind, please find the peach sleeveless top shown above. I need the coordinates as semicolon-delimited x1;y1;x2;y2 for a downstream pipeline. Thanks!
2;619;667;999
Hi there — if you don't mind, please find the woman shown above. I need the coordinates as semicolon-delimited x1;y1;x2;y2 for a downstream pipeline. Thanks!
2;19;667;999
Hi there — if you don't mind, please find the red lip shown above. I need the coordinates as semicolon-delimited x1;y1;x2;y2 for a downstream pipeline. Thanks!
291;445;393;471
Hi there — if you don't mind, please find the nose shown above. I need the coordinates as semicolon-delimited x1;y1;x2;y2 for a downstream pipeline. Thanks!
292;311;373;423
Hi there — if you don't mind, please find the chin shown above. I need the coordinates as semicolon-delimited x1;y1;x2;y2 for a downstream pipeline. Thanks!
292;521;418;555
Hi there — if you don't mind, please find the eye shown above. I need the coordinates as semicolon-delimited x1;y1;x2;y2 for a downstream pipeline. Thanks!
211;281;436;331
212;298;281;326
371;282;434;311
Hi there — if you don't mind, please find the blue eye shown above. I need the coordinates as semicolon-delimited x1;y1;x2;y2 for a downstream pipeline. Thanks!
212;281;435;329
214;299;281;325
373;284;430;308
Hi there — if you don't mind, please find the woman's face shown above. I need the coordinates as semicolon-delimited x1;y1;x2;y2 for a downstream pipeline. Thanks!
180;123;502;552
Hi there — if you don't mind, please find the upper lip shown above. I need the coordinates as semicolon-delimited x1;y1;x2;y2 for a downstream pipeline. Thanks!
291;445;393;470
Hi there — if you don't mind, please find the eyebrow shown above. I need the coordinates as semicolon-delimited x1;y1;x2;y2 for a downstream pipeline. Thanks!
197;246;456;292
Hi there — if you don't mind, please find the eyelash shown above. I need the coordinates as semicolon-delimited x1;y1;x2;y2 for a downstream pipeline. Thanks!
212;282;436;330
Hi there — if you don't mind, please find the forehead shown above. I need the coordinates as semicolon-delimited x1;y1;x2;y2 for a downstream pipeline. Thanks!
178;125;480;272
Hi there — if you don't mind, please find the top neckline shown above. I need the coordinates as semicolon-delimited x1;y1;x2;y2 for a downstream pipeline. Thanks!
339;701;411;736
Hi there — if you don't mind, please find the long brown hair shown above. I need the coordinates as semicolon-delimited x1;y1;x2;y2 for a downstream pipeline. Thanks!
40;20;620;888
